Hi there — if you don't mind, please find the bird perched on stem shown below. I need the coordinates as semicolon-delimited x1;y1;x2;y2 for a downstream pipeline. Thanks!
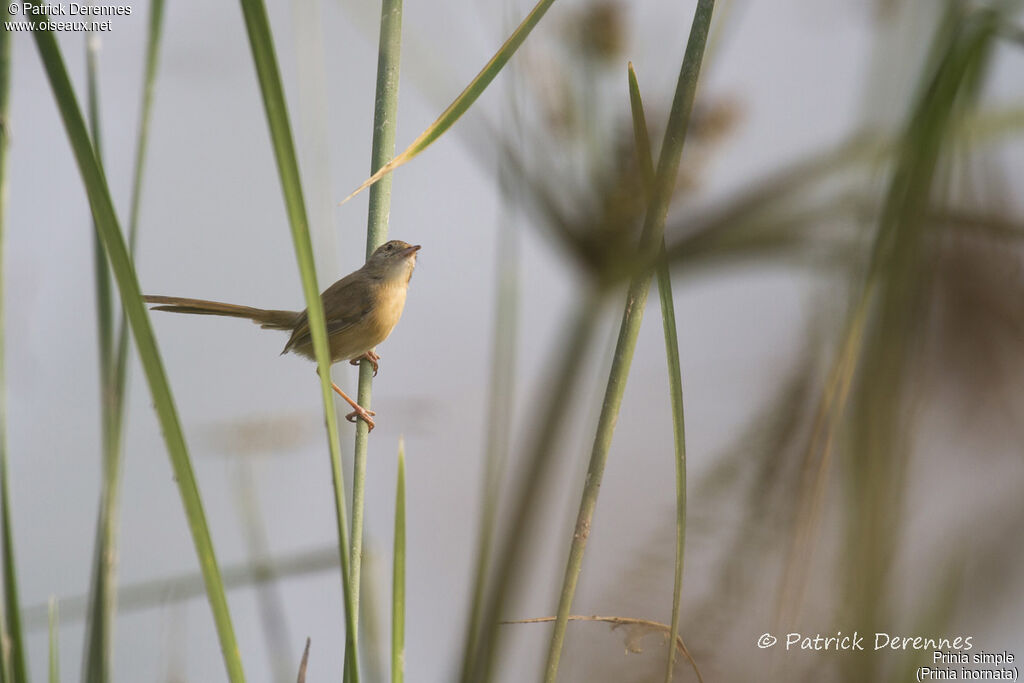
145;240;421;431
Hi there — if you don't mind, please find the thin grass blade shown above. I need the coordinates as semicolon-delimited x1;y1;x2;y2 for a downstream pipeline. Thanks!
627;63;691;683
30;22;245;683
82;34;115;683
391;439;406;683
234;0;358;678
0;10;26;682
339;0;558;205
542;5;715;680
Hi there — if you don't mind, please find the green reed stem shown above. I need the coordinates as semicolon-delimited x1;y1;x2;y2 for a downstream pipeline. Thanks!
349;2;403;675
542;4;715;680
31;20;245;682
234;0;358;678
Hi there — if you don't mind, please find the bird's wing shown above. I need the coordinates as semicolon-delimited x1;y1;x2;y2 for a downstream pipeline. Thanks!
282;271;374;355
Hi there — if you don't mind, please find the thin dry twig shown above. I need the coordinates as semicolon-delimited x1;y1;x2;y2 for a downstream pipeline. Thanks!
502;615;704;683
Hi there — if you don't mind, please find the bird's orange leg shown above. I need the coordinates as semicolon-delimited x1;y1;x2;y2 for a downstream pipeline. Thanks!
316;369;375;430
349;350;381;376
332;382;376;430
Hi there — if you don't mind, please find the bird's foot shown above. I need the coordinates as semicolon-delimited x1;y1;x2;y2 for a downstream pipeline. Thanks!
345;406;377;431
350;351;381;376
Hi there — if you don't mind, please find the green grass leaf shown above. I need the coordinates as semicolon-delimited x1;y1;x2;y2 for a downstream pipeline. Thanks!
233;0;358;677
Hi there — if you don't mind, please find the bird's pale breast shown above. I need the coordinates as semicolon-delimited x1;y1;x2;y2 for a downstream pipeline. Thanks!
329;280;408;361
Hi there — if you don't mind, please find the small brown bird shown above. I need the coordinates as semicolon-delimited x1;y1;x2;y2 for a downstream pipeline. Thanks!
145;240;421;431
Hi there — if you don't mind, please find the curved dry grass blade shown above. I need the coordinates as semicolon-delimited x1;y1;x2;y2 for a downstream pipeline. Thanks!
627;63;690;683
338;0;558;206
542;4;716;681
505;615;703;683
348;2;404;676
234;0;358;678
30;22;245;683
1;8;28;682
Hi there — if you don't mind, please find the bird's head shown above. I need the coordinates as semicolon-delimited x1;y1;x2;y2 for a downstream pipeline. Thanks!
365;240;421;284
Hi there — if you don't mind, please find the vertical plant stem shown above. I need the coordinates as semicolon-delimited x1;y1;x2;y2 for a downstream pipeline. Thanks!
391;439;406;683
82;4;166;680
542;4;715;681
348;0;403;675
82;34;115;683
460;292;602;683
32;22;246;683
0;10;26;682
626;64;689;683
48;600;59;683
461;201;518;663
234;0;358;678
85;36;112;387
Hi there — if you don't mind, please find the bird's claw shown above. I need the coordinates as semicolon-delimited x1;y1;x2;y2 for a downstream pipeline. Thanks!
350;351;381;377
345;407;377;431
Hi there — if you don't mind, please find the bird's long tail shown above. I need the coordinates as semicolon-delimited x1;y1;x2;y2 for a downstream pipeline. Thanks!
143;295;300;330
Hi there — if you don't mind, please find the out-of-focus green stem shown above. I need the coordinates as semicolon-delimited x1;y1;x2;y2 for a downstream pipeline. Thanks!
82;33;115;683
542;4;715;681
460;292;602;683
461;209;518;664
82;4;166;681
391;440;406;683
48;600;59;683
0;8;26;683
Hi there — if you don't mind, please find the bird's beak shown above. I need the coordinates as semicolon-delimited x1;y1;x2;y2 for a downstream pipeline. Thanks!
401;245;422;258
